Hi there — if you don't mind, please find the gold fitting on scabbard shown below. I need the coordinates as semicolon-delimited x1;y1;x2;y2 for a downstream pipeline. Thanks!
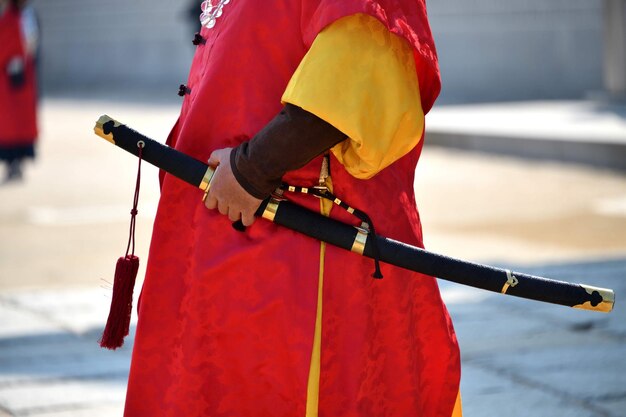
501;270;519;294
199;166;215;191
93;115;121;144
573;285;615;313
200;166;216;203
262;198;281;222
350;226;369;255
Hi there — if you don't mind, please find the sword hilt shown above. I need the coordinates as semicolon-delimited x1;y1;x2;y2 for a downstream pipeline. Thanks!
94;115;214;190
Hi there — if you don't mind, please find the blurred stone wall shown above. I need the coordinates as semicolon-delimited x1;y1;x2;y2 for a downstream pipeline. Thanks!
429;0;603;102
32;0;197;95
32;0;604;103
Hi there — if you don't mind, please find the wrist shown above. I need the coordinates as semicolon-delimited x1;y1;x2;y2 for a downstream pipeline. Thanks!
230;145;281;199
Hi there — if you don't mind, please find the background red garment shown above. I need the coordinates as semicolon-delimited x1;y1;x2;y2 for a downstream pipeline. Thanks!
0;5;37;150
125;1;460;416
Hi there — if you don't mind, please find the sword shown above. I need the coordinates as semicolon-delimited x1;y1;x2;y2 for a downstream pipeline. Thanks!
94;115;615;313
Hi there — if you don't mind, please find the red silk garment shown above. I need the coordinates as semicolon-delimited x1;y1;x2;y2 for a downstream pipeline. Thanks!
125;1;460;416
0;6;37;149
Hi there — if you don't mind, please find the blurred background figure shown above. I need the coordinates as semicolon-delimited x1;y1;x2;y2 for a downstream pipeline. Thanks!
0;0;39;184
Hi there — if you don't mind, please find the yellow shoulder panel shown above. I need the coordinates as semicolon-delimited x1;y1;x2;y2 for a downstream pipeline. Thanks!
282;13;425;179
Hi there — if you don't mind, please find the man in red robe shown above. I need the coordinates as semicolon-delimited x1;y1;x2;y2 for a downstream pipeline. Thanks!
0;0;38;183
125;1;462;416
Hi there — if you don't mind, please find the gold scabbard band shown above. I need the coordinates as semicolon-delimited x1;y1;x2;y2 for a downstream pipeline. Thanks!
350;227;368;255
200;167;216;191
573;285;615;313
501;270;519;294
262;198;280;222
200;166;216;203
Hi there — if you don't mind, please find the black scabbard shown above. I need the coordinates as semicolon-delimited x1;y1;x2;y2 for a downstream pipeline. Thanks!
94;115;615;313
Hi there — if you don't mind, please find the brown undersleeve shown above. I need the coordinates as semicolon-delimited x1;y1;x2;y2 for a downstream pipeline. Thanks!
230;104;347;199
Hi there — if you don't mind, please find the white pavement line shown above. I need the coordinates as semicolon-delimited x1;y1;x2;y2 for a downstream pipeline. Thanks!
440;286;493;304
427;101;626;143
0;288;138;336
20;404;124;417
0;378;126;416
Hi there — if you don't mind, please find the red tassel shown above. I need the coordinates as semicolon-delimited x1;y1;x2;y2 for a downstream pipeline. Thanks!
99;255;139;349
100;141;144;350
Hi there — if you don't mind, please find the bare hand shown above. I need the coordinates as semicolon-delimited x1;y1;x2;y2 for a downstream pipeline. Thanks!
204;148;263;226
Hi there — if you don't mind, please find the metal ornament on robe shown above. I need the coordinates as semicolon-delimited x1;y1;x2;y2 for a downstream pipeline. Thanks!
200;0;231;29
93;115;616;314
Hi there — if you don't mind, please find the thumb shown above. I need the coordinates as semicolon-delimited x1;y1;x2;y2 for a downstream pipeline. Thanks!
207;147;232;167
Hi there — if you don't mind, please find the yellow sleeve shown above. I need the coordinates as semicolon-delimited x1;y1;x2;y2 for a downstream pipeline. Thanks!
282;13;424;179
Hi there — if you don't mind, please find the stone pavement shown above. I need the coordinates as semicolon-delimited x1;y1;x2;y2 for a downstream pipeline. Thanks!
0;259;624;417
0;97;625;416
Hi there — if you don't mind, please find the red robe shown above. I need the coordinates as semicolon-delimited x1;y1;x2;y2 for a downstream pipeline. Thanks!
0;5;37;153
125;1;460;416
